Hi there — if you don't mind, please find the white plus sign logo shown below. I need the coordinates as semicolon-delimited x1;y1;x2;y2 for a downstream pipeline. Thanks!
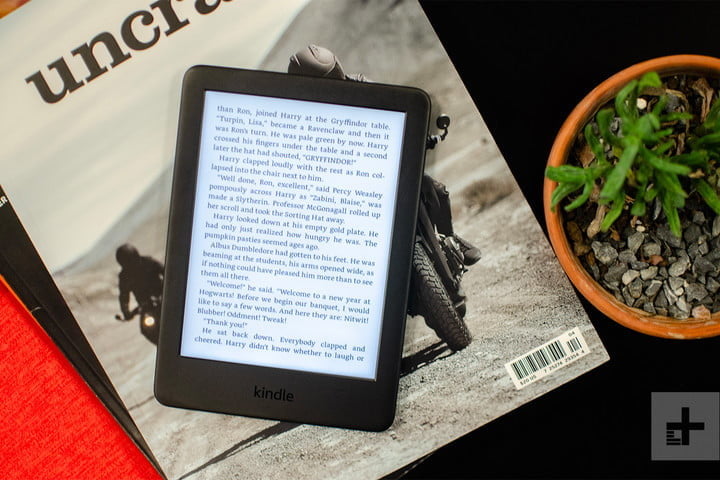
652;392;719;461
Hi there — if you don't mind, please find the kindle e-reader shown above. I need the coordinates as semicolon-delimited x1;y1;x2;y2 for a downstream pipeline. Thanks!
155;66;430;431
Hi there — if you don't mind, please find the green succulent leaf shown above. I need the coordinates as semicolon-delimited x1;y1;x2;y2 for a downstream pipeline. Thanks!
661;112;693;123
646;128;674;142
672;151;708;167
661;191;682;238
632;115;657;140
655;170;688;199
654;140;675;155
638;72;662;91
615;79;639;121
545;165;588;183
597;108;621;147
600;136;640;202
651;95;668;117
564;182;593;211
647;112;661;131
645;186;658;202
704;97;720;130
695;178;720;215
643;150;692;175
550;181;583;210
584;123;607;164
600;194;625;232
692;132;720;148
630;198;646;217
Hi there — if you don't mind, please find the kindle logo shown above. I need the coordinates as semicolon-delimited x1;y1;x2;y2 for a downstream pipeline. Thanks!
254;386;294;402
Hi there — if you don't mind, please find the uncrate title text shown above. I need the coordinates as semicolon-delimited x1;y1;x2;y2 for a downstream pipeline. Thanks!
25;0;231;104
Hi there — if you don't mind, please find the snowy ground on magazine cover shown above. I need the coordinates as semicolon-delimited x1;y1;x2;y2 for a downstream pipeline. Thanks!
55;1;608;479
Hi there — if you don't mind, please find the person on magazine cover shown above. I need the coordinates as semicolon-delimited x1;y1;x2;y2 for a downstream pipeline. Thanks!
287;44;481;266
115;244;164;345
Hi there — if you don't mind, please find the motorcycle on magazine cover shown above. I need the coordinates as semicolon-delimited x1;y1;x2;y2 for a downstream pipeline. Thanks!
407;115;474;351
286;45;478;351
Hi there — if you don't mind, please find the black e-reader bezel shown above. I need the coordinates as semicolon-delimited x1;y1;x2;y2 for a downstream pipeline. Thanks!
154;65;430;431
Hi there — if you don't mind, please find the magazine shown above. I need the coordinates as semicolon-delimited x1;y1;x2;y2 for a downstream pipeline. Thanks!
0;1;608;478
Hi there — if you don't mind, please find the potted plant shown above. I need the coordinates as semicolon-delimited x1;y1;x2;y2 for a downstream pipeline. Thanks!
544;55;720;339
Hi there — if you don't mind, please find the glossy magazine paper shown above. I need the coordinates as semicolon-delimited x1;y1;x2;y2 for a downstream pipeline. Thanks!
0;1;608;478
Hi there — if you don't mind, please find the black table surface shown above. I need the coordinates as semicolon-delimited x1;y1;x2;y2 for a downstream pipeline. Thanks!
402;2;720;478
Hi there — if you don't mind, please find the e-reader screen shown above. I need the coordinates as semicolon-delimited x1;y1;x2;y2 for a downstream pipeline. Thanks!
179;90;406;380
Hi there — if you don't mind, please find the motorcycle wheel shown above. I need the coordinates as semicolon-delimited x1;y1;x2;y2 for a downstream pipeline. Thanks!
411;243;472;351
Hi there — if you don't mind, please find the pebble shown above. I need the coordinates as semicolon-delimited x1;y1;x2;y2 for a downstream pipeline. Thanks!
591;241;618;265
622;269;640;285
630;260;649;270
656;225;683;248
612;290;624;303
666;92;681;109
640;266;658;281
692;305;712;319
684;224;702;244
668;277;685;294
628;278;644;299
686;283;709;302
642;242;662;257
676;296;690;314
668;255;690;276
707;277;720;294
713;216;720;237
622;287;635;305
604;263;628;284
663;282;678;305
649;255;664;266
669;305;689;320
618;250;637;264
645;279;663;298
693;256;716;276
605;282;620;296
643;302;656;314
707;248;720;262
627;232;645;253
693;211;706;224
633;294;648;307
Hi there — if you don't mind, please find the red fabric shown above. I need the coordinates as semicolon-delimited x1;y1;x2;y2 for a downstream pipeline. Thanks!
0;281;163;480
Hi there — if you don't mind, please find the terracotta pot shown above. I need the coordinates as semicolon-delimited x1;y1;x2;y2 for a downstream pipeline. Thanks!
544;55;720;339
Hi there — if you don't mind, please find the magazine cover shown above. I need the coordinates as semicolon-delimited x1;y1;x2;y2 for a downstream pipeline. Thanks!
0;1;608;478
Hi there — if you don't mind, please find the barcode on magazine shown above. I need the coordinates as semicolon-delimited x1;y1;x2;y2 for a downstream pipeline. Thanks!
505;327;590;389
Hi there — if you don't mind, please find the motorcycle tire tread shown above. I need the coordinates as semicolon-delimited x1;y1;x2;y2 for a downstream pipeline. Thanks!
411;243;472;351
